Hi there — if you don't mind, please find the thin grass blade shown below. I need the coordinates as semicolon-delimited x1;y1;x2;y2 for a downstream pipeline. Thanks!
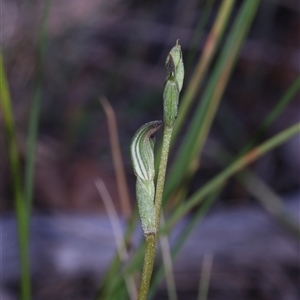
173;0;236;141
0;53;31;300
165;0;261;203
163;122;300;233
25;0;51;213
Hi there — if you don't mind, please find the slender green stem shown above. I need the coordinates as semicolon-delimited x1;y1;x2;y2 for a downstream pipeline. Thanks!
25;0;51;212
138;234;157;300
1;53;31;300
137;125;175;300
155;126;173;229
137;39;183;300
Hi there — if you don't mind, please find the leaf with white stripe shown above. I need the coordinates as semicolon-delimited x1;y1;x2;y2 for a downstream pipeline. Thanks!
130;120;163;181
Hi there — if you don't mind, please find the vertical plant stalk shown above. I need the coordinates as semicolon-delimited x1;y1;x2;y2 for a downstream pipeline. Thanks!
137;125;173;300
0;54;31;300
130;121;163;300
1;3;51;298
132;41;184;300
25;0;51;212
154;126;173;229
155;39;184;227
138;234;157;300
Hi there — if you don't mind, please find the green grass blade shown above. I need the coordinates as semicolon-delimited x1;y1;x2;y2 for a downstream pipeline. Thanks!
207;141;300;237
25;0;51;212
214;76;300;156
1;53;31;300
185;0;217;71
240;171;300;237
241;75;300;153
163;122;300;233
165;0;261;202
173;0;236;141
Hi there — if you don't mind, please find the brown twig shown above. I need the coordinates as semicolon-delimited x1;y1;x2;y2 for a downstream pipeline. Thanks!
100;96;132;219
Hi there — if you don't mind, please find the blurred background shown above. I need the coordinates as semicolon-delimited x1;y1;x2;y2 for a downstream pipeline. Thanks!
1;0;300;299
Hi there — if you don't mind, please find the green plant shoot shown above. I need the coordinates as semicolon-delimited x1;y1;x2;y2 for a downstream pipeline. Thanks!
130;120;163;234
164;40;184;127
130;40;184;300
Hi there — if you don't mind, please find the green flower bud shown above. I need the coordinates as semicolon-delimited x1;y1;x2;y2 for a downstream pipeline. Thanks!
130;120;163;181
163;40;184;127
165;39;184;92
130;120;162;235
